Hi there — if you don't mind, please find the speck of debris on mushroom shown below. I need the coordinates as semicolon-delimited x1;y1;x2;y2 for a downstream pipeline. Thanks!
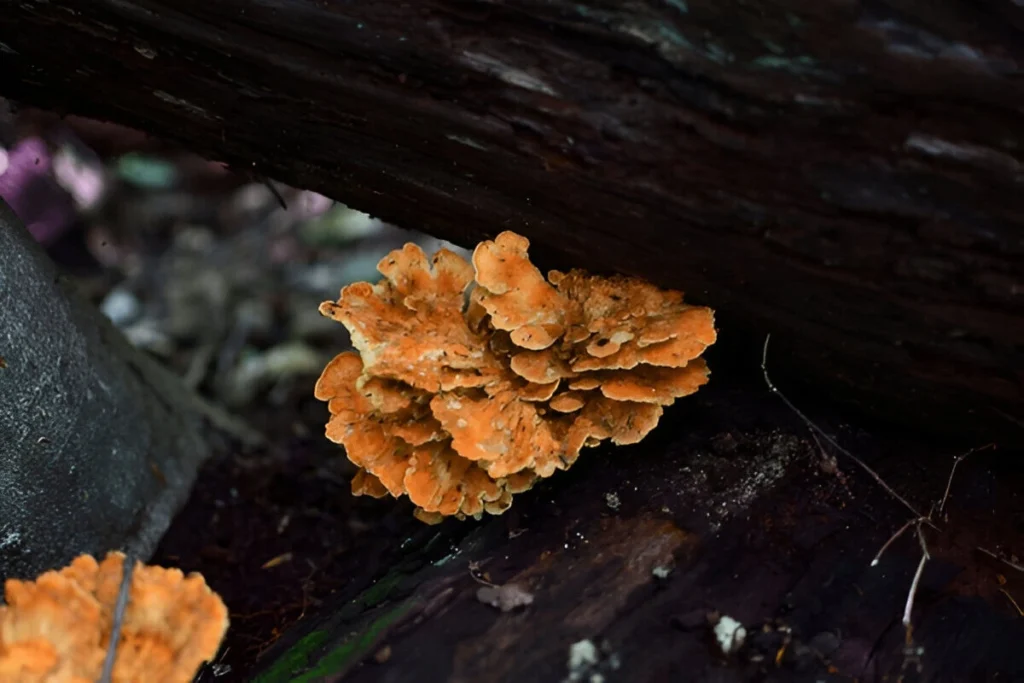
316;231;717;522
0;551;229;683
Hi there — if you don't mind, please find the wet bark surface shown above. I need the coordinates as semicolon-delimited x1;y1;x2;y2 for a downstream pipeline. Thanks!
2;0;1022;444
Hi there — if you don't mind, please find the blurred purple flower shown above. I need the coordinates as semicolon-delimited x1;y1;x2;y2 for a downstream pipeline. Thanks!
291;190;334;220
0;137;77;245
53;143;106;211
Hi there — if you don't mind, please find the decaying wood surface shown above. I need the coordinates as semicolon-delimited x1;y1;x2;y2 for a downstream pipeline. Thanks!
2;1;1022;443
246;373;1024;683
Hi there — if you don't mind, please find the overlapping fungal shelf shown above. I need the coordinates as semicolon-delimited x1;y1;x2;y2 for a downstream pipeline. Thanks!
315;231;717;523
0;552;229;683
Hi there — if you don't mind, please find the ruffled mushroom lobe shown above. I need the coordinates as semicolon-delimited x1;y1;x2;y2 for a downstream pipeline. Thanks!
472;232;569;350
0;552;228;683
316;230;716;522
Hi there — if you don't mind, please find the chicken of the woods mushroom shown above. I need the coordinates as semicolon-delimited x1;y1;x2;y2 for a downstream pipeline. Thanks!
0;551;228;683
316;230;716;523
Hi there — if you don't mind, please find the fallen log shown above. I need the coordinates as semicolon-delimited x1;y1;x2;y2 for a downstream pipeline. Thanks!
0;201;254;580
244;371;1024;683
2;0;1022;443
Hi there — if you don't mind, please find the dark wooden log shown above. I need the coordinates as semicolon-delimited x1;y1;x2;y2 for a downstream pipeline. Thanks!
240;372;1024;683
2;1;1023;443
0;201;251;581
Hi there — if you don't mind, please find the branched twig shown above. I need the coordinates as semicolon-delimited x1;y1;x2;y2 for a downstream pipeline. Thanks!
763;333;1007;666
938;444;994;517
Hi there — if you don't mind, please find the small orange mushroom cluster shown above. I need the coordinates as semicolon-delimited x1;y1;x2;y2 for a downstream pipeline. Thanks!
316;231;716;523
0;552;228;683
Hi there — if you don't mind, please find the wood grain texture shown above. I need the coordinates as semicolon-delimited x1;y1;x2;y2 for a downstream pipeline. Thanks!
2;0;1022;442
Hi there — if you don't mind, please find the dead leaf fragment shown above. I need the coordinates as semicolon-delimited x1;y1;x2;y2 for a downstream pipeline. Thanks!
261;553;293;569
476;583;535;612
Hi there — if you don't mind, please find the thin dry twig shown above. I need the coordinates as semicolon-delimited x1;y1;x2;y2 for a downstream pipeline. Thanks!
902;523;931;629
261;177;288;210
976;546;1024;574
871;518;917;568
809;432;839;473
938;444;995;517
99;553;135;683
761;334;924;520
1000;589;1024;616
992;407;1024;431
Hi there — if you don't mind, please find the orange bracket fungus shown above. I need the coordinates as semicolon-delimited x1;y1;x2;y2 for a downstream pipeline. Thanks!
315;231;717;523
0;552;228;683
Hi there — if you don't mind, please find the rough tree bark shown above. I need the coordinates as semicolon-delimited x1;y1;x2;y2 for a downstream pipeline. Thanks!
2;0;1021;444
0;200;249;581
